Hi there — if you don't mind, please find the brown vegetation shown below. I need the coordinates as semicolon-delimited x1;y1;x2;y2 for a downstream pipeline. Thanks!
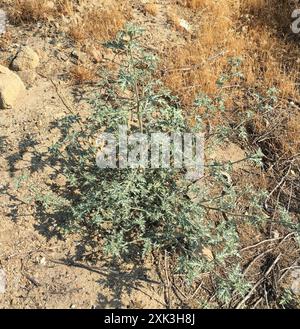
8;0;76;23
164;0;299;100
144;3;159;16
68;6;127;43
70;64;96;84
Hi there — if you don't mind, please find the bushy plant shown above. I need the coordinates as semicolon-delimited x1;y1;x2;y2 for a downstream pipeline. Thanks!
37;25;269;305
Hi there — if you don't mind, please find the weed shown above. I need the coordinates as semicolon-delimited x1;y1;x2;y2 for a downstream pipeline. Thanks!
35;26;274;308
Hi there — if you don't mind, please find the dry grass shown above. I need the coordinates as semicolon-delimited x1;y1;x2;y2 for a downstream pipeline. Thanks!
164;0;300;101
70;64;96;84
0;28;12;53
284;112;300;154
180;0;208;9
8;0;76;24
68;5;128;43
162;0;300;181
164;0;239;102
144;3;159;16
9;0;55;23
56;0;76;16
166;10;181;31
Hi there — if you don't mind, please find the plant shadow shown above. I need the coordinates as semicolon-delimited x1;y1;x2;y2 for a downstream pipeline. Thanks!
0;116;169;308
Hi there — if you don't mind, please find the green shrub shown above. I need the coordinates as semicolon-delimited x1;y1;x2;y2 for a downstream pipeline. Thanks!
37;25;271;306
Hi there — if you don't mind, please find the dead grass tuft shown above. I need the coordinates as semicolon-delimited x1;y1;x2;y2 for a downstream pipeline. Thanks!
9;0;55;23
56;0;76;16
166;10;181;31
164;0;300;102
144;3;159;16
70;64;96;84
280;111;300;156
8;0;76;24
180;0;208;9
164;0;238;102
68;6;128;43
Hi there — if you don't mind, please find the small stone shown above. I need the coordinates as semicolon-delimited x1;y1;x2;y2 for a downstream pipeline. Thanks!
49;38;57;45
179;18;191;33
71;50;79;59
46;1;55;10
54;22;60;29
71;50;84;63
58;53;69;62
11;46;40;71
0;65;26;109
40;257;47;266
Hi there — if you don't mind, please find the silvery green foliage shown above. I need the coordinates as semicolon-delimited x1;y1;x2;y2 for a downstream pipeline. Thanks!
46;25;209;259
279;289;296;308
39;25;269;304
215;265;252;306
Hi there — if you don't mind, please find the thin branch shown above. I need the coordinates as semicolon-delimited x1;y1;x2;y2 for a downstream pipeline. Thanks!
236;254;281;309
